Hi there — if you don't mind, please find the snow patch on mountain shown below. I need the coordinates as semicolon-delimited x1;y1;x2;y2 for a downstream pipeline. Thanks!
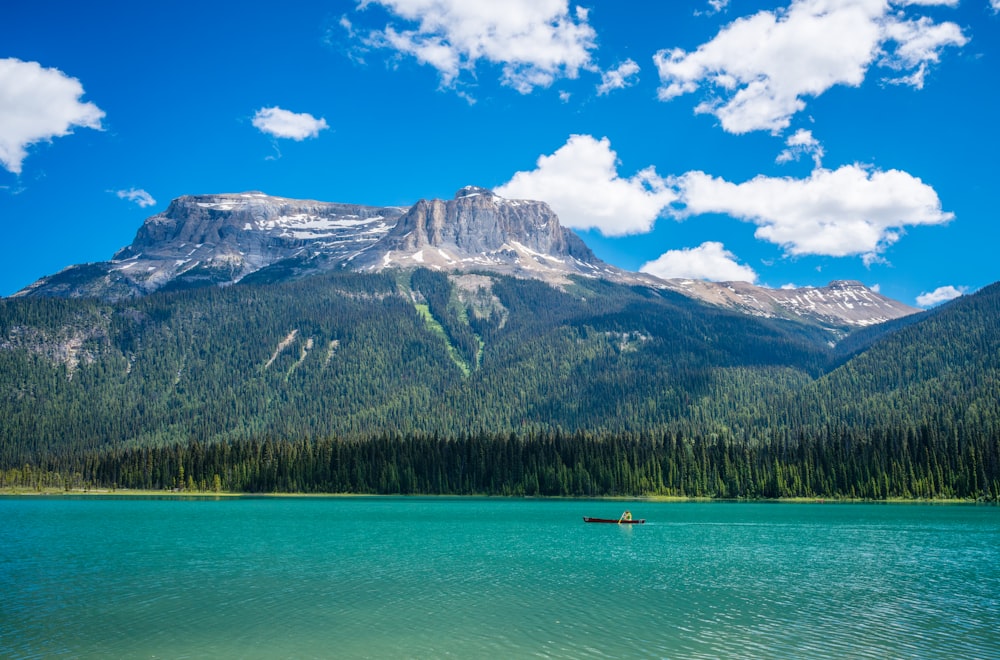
12;188;920;329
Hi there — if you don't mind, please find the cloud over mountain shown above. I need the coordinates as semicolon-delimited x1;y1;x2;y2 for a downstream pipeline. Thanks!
671;164;954;260
252;107;328;141
916;284;965;307
113;188;156;208
640;241;758;283
496;134;951;265
494;134;675;236
0;58;104;175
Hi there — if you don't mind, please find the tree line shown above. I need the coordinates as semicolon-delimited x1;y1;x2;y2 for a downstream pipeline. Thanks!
5;425;997;500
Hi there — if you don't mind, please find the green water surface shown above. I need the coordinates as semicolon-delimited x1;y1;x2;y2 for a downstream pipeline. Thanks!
1;497;998;659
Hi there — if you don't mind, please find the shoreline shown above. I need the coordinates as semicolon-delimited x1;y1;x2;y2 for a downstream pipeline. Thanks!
0;488;988;504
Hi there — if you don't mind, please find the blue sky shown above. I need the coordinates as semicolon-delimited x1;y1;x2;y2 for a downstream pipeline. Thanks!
2;0;998;307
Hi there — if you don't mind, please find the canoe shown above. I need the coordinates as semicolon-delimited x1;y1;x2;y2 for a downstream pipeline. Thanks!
583;516;645;524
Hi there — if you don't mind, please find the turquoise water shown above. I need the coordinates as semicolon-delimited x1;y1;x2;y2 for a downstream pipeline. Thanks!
1;498;998;659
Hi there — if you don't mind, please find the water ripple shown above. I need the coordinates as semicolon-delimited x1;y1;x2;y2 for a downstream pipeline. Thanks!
1;498;998;659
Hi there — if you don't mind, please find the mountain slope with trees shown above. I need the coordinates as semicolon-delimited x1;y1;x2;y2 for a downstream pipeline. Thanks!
1;270;997;499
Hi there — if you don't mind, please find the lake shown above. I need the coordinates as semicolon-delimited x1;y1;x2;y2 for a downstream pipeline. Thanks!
1;497;998;659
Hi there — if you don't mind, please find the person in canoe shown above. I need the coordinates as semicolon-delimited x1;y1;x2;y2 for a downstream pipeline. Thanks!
619;510;632;523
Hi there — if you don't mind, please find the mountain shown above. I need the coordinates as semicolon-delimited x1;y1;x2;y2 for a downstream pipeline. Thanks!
664;278;919;331
15;192;406;300
689;280;1000;437
0;269;829;459
809;280;1000;432
3;185;995;499
350;185;624;284
11;187;919;331
1;267;996;498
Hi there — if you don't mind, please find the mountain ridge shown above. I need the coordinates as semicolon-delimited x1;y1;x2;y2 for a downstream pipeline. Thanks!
11;187;920;330
350;186;627;284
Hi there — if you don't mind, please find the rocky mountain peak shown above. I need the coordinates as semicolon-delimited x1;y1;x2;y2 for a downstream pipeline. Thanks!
350;186;614;283
826;279;864;289
10;188;922;331
16;192;406;300
455;185;493;198
121;192;400;254
663;278;920;330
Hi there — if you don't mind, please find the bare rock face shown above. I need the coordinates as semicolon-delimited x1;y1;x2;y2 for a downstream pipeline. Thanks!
350;186;617;284
389;185;579;256
11;186;922;332
119;191;404;277
662;278;920;329
15;192;405;300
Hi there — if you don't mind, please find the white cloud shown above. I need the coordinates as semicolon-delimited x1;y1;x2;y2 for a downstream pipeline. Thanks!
354;0;597;93
252;107;329;140
776;128;824;167
640;241;758;282
895;0;958;7
671;164;953;260
916;284;965;307
695;0;730;16
992;0;1000;13
653;0;968;134
494;134;676;236
879;16;968;88
0;58;105;175
597;59;640;95
113;188;156;208
497;134;951;263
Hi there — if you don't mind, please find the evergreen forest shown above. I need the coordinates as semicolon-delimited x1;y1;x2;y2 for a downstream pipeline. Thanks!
1;269;998;500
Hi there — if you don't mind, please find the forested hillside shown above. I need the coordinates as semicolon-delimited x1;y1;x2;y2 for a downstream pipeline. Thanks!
1;270;997;499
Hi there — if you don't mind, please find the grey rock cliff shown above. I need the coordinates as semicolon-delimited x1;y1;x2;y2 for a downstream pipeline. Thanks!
350;186;618;283
16;192;405;300
11;186;921;331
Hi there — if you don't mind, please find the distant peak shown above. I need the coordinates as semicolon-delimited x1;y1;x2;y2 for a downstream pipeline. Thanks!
827;280;866;289
455;185;494;199
180;191;271;203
